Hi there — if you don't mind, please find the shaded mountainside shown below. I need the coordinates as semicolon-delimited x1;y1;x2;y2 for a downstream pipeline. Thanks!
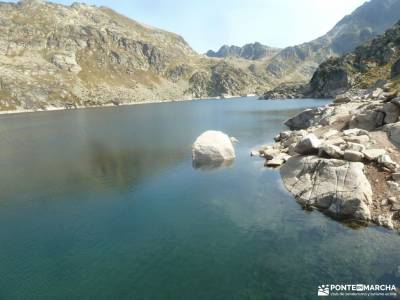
206;42;280;61
264;0;400;84
310;21;400;98
0;0;268;111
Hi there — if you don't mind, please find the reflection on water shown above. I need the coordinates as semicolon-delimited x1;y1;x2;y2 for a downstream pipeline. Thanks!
192;159;234;171
0;99;399;300
87;140;186;188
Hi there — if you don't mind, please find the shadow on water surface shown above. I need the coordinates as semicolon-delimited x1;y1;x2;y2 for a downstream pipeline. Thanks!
192;159;234;171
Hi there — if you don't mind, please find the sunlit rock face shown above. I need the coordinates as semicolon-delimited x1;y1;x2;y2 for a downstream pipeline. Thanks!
280;156;372;221
192;131;236;169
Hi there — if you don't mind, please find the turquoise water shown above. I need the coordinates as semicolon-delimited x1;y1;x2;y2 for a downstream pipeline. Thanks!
0;98;399;300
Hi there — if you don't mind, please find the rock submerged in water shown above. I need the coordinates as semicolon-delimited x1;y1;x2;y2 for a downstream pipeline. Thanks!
192;131;236;168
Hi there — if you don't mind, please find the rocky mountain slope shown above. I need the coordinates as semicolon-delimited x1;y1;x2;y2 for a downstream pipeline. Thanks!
206;42;280;60
261;20;400;100
0;0;268;112
2;0;400;112
309;21;400;98
263;0;400;85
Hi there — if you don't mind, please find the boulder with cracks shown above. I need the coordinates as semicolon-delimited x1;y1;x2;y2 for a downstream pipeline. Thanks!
280;156;372;221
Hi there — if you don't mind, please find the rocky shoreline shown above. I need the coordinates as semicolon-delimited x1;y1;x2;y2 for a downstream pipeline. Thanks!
258;83;310;100
252;82;400;231
0;95;224;116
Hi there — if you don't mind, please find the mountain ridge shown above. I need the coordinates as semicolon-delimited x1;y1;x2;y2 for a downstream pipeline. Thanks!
309;20;400;98
263;0;400;85
206;42;280;61
0;0;269;111
1;0;400;111
261;20;400;100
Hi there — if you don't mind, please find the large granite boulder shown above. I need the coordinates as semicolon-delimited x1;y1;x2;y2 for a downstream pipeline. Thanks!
192;131;236;165
349;110;385;130
384;122;400;146
280;156;372;221
284;107;332;130
381;102;400;124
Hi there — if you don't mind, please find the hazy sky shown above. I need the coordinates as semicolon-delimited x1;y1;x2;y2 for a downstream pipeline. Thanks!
14;0;368;52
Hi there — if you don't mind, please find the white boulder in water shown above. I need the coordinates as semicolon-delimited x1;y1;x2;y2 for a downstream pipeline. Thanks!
192;131;236;165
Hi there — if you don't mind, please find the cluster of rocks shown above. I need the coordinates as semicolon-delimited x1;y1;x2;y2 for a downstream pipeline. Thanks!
253;83;400;230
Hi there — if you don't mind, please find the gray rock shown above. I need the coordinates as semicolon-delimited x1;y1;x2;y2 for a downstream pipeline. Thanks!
383;122;400;146
334;94;351;104
391;58;400;78
381;102;400;124
326;137;346;147
391;97;400;107
376;215;394;229
392;173;400;181
388;181;400;193
318;143;344;159
391;203;400;211
51;52;82;74
383;83;393;92
262;148;282;160
281;131;307;148
344;135;370;144
288;143;298;156
192;131;236;165
280;156;372;220
273;134;282;142
284;107;332;130
265;153;291;168
363;149;386;161
280;131;292;140
382;91;398;102
371;88;384;99
349;110;385;130
346;142;366;152
343;128;369;137
382;198;390;206
294;134;321;155
377;154;397;171
266;159;285;167
344;150;364;162
322;129;339;140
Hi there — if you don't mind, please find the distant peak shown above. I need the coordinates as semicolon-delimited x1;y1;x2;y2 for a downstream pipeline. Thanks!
206;42;280;60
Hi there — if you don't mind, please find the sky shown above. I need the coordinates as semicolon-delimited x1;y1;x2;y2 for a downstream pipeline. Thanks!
14;0;368;53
